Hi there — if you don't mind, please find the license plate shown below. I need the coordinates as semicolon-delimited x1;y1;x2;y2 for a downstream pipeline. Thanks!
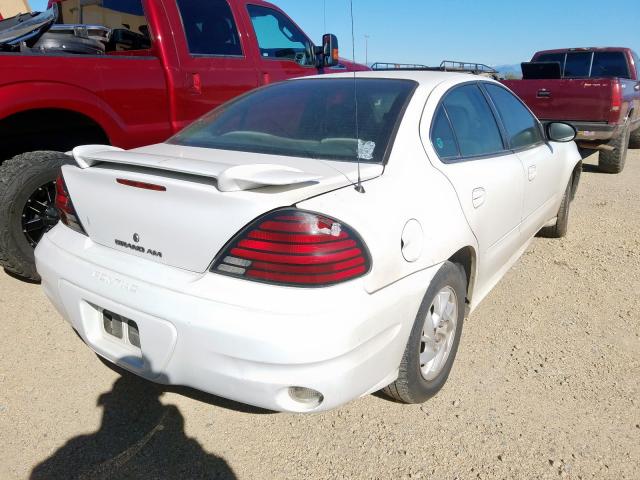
103;310;141;348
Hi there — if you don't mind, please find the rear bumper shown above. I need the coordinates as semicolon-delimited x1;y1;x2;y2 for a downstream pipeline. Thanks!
35;225;437;412
543;120;619;142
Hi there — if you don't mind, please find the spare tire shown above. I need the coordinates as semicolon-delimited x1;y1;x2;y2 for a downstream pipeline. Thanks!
33;32;105;55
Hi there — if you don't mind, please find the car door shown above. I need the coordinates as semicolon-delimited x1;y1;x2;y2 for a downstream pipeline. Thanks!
482;83;564;240
168;0;260;131
245;4;319;85
429;83;526;289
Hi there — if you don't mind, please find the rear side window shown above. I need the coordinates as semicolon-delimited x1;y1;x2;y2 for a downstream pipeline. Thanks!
484;84;543;150
247;5;314;67
442;84;504;158
55;0;151;52
564;52;592;77
430;106;459;159
591;51;630;78
176;0;243;56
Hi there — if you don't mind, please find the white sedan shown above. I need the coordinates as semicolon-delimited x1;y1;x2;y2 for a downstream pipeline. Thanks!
36;71;582;412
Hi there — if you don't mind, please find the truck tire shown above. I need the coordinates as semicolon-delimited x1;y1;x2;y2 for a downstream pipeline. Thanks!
0;151;68;281
538;178;572;238
383;261;466;404
629;125;640;149
598;124;630;173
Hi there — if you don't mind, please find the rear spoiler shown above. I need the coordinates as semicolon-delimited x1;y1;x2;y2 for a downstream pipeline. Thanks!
70;145;321;192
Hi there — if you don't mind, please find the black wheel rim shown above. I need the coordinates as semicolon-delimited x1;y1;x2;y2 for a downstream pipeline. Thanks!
21;181;59;248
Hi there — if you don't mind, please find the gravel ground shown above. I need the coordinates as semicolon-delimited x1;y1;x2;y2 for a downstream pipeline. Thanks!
1;150;639;480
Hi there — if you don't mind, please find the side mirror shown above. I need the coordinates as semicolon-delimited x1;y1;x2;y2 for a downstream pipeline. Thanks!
321;34;339;67
546;122;576;143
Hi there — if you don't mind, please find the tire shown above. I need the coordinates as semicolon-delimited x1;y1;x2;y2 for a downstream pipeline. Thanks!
0;151;68;281
383;261;467;404
538;178;572;239
629;125;640;149
598;124;630;173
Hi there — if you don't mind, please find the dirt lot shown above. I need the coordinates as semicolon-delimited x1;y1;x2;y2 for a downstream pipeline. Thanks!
1;150;639;480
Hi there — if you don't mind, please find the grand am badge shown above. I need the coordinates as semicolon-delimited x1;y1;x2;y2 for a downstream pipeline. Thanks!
115;235;163;258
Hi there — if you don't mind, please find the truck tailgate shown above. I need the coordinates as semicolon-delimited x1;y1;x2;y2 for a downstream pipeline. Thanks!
502;79;613;122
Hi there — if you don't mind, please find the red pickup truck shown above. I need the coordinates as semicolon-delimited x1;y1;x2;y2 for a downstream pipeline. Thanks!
503;47;640;174
0;0;366;280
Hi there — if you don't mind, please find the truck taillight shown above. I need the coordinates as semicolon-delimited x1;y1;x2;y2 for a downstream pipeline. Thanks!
55;174;86;236
212;209;370;287
609;80;622;123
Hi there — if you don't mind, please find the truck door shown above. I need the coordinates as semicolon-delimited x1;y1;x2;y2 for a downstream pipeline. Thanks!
166;0;260;132
244;4;320;85
482;83;565;240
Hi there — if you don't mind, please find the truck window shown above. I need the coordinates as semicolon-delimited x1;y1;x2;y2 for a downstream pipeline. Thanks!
176;0;243;56
591;51;630;79
442;84;505;158
56;0;151;52
536;52;565;66
633;52;640;78
247;5;314;67
484;84;543;150
564;52;592;77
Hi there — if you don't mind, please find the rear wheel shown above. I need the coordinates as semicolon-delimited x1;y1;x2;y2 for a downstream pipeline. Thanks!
598;124;630;173
0;151;67;281
383;261;466;404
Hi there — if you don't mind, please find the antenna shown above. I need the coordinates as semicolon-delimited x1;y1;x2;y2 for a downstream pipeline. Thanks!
350;0;365;194
323;0;327;33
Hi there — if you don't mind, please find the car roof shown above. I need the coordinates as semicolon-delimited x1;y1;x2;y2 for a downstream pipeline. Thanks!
302;70;493;89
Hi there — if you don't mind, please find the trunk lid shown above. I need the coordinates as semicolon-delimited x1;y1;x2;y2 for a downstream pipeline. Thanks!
502;79;614;122
63;143;381;273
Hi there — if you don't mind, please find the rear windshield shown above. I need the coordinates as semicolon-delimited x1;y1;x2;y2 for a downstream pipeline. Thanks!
168;78;417;163
535;51;631;79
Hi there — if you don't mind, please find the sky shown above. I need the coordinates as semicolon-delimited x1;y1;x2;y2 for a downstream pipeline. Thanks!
28;0;639;67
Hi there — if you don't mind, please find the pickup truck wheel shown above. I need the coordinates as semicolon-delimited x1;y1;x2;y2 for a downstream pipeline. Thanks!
0;151;67;281
598;124;630;173
629;125;640;149
538;178;572;238
383;261;466;404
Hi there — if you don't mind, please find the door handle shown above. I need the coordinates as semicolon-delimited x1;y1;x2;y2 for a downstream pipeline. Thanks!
472;188;486;208
537;89;551;98
188;73;202;94
528;165;537;181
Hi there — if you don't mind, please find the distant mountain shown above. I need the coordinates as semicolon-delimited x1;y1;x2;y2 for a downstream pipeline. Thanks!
493;64;522;79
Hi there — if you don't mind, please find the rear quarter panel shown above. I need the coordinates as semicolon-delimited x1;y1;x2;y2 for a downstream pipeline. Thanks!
0;51;170;149
299;85;477;296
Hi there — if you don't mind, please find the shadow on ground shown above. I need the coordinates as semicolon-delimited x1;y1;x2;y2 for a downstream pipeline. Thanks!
30;373;238;480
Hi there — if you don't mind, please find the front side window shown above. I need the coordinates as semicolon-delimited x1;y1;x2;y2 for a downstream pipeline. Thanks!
430;106;459;160
176;0;243;56
484;84;543;150
442;84;504;158
591;51;630;79
247;5;314;67
169;78;416;163
564;52;592;77
56;0;151;52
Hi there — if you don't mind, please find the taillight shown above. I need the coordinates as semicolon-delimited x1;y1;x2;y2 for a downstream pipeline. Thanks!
55;173;86;236
609;80;622;123
212;209;370;287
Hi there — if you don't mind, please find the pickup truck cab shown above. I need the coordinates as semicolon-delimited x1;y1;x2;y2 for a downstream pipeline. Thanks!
0;0;365;280
502;47;640;174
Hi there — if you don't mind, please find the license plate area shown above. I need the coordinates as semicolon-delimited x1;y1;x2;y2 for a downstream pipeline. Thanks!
103;309;141;348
